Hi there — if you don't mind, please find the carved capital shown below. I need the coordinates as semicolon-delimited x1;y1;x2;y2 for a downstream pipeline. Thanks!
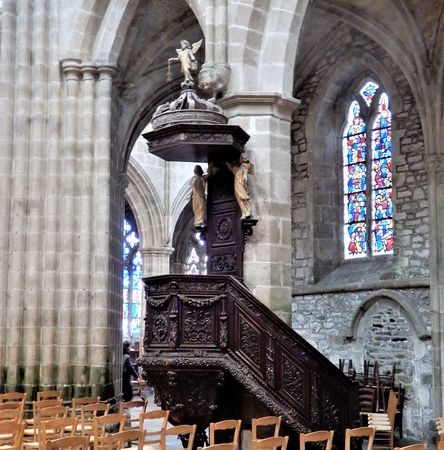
61;58;82;80
218;92;300;122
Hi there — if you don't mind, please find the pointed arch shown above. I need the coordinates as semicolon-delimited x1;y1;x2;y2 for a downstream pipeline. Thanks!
346;289;431;341
126;158;166;249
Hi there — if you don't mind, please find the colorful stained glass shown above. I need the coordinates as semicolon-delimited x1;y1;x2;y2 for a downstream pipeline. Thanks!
344;222;367;258
343;133;366;164
345;192;366;223
373;93;391;128
372;126;392;160
372;219;394;254
344;163;366;194
372;158;392;189
123;218;143;341
360;81;379;106
344;101;366;137
373;189;393;220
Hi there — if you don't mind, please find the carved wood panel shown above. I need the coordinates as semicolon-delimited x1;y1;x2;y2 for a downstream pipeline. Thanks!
182;304;214;345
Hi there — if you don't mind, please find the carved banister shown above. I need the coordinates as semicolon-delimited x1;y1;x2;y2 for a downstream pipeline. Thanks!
141;274;359;447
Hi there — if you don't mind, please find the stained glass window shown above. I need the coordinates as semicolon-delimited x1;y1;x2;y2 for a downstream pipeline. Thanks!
343;82;394;258
184;232;207;274
371;93;393;254
123;218;143;341
343;101;367;258
360;81;379;106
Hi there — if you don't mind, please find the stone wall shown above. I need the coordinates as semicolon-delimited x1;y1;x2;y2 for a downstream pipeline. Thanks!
291;26;429;285
292;288;432;439
291;13;432;440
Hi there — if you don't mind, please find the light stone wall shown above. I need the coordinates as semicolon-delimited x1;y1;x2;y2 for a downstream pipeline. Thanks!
292;288;432;439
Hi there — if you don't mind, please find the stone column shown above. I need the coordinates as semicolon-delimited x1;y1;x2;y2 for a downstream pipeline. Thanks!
428;155;444;416
91;64;118;398
59;58;81;393
219;93;299;323
0;0;17;391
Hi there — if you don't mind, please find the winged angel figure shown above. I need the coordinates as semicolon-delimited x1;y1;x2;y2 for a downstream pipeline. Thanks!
167;39;203;83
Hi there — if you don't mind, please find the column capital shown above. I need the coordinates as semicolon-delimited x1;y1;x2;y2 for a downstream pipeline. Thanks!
80;65;97;81
218;92;300;122
140;246;175;257
97;64;118;80
61;58;82;80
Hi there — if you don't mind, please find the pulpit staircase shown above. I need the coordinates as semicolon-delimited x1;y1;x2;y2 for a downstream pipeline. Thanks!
141;274;359;448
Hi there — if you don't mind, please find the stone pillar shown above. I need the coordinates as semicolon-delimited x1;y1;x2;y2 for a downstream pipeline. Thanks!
428;155;444;416
91;64;118;398
0;0;17;391
219;93;299;323
59;58;82;394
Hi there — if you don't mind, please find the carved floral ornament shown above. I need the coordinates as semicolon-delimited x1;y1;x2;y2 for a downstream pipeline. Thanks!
146;293;226;309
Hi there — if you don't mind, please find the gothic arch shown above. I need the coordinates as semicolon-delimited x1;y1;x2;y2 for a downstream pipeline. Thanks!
170;179;193;238
346;289;430;342
126;158;166;249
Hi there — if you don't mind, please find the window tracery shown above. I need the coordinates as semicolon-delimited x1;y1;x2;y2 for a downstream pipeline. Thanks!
343;81;393;259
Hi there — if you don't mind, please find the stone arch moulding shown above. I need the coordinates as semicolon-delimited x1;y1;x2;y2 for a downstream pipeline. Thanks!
346;289;431;342
126;158;166;249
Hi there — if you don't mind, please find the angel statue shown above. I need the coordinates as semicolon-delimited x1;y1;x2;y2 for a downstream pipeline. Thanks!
167;39;203;85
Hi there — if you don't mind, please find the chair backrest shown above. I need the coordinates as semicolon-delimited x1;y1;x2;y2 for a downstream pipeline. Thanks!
0;392;26;404
0;402;22;411
46;436;90;450
0;421;24;449
33;398;63;416
299;430;334;450
139;409;170;448
198;444;237;450
119;399;147;430
0;408;22;422
37;390;63;402
71;397;100;416
252;416;281;441
104;429;144;450
394;445;427;450
210;419;242;446
253;436;289;450
80;402;110;435
40;416;79;440
387;390;398;426
163;424;197;450
359;387;376;413
345;427;376;450
38;405;68;422
92;413;125;449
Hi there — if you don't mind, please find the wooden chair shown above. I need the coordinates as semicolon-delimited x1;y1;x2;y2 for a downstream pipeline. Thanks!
26;399;63;427
253;436;289;450
46;436;90;450
299;431;334;450
198;444;237;450
0;421;24;450
91;413;125;450
23;405;68;448
79;402;110;438
368;390;398;450
0;392;26;410
139;409;169;450
345;427;375;450
252;416;281;441
209;419;241;447
394;445;427;450
38;417;79;448
118;399;147;430
71;396;100;417
37;390;63;402
161;424;196;450
0;408;22;422
103;429;144;450
0;402;23;411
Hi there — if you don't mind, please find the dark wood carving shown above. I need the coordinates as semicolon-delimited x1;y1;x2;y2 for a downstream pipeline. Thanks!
141;275;359;448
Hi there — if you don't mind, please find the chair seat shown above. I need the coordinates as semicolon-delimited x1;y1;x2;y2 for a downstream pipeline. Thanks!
23;442;39;449
25;419;34;425
0;445;16;450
